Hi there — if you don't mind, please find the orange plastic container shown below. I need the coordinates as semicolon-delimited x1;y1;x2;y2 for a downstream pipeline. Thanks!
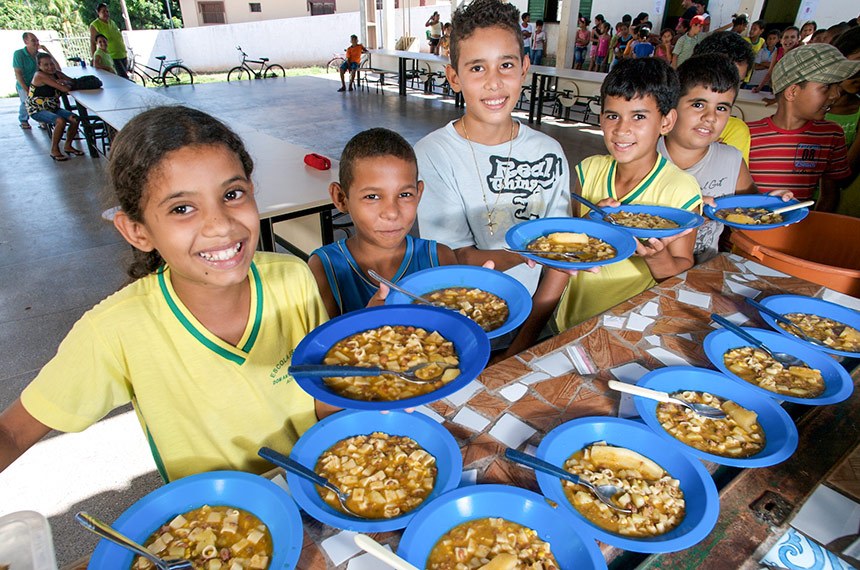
731;211;860;297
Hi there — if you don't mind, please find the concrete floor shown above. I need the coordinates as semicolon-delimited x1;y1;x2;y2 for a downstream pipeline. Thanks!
0;73;605;566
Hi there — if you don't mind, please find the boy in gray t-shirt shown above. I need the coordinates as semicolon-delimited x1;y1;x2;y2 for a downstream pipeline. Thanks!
659;53;793;264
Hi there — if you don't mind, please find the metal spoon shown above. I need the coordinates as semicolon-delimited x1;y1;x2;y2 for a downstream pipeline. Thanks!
748;200;815;221
353;534;419;570
367;269;436;306
258;447;368;519
75;512;192;570
288;361;455;384
608;380;727;419
504;448;632;514
745;298;831;349
570;192;618;223
503;247;585;260
711;313;808;368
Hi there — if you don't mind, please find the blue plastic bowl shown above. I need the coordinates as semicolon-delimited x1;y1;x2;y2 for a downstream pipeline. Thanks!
586;204;704;239
535;417;719;553
286;410;462;531
505;217;638;270
384;265;532;339
703;195;809;230
291;305;490;410
634;366;798;467
703;326;854;405
756;294;860;358
398;484;606;569
89;471;302;569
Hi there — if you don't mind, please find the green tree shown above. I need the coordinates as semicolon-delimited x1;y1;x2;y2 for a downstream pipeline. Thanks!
80;0;182;30
1;0;86;34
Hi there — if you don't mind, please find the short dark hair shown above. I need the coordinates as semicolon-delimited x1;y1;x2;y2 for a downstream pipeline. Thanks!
678;53;740;99
536;19;543;26
694;31;754;74
95;33;108;42
601;57;679;115
339;128;417;192
622;14;632;23
521;12;529;20
752;19;767;30
832;26;860;56
767;29;781;38
96;2;108;11
22;32;35;41
450;0;522;69
36;52;52;63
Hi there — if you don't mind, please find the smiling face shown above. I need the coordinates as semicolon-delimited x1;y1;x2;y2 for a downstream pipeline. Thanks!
790;81;840;121
801;23;816;38
601;94;676;169
119;144;259;297
333;155;422;251
96;36;108;51
670;85;735;150
446;25;528;133
781;29;800;50
37;56;55;74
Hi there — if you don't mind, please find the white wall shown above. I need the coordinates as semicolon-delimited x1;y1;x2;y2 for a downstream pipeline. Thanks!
794;0;858;29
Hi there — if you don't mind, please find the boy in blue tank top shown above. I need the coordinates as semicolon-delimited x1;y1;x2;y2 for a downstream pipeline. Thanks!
310;128;457;317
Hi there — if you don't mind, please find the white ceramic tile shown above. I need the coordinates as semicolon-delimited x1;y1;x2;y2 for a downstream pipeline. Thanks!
726;279;760;299
626;312;655;332
565;344;598;375
321;531;362;566
347;546;393;570
489;414;537;449
791;485;860;546
677;289;712;309
823;288;860;312
518;370;552;385
645;335;662;346
530;352;574;377
740;260;790;278
459;469;478;487
678;333;693;341
499;382;528;402
603;315;627;328
414;405;445;423
451;407;491;432
445;380;484;408
640;301;660;317
646;347;691;367
724;312;750;326
610;362;651;419
270;473;290;494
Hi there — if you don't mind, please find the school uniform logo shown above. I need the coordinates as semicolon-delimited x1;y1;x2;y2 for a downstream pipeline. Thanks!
486;153;563;220
270;349;295;386
793;144;820;172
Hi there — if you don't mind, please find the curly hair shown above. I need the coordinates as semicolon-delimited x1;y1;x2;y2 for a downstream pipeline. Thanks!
108;106;254;280
601;57;680;115
449;0;522;69
338;127;417;192
694;31;755;77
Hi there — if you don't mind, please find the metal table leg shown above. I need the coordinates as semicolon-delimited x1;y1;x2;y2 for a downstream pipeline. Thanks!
528;72;539;123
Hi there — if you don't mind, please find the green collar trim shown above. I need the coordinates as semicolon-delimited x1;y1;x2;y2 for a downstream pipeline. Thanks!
620;155;667;204
681;194;703;211
157;262;262;365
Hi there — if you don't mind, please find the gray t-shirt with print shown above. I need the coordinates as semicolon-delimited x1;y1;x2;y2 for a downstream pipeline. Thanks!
658;138;742;264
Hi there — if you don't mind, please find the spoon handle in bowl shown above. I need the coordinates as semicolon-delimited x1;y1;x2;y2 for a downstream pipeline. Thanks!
772;200;814;215
570;192;609;217
711;314;765;350
504;448;580;485
607;380;678;404
288;364;384;378
354;534;420;570
258;447;333;491
75;512;163;566
367;269;433;306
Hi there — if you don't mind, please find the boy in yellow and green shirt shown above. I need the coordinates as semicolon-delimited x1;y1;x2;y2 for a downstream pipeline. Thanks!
555;58;702;330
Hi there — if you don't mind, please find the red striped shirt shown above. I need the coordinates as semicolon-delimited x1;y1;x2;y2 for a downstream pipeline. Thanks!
747;117;850;199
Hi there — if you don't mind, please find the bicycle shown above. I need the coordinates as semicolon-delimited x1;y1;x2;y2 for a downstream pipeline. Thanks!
325;52;346;74
128;50;194;87
227;46;286;81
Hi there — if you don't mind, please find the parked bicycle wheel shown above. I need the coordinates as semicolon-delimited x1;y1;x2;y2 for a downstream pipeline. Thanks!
228;66;252;81
162;64;194;86
326;57;345;74
129;69;147;87
263;64;286;79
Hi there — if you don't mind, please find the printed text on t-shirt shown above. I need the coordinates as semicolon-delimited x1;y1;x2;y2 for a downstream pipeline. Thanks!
486;153;563;220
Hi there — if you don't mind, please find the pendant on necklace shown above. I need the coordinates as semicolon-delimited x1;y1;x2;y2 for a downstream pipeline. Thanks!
486;211;499;235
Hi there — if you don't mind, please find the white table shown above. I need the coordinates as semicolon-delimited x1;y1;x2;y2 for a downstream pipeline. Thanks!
367;49;462;105
96;108;339;255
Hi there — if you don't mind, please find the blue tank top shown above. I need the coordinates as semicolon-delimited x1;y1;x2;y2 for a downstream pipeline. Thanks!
311;235;441;315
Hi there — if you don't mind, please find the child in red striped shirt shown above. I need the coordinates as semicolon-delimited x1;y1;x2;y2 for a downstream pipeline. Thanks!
747;44;860;212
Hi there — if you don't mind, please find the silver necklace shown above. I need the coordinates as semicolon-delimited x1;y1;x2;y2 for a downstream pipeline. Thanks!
461;117;516;236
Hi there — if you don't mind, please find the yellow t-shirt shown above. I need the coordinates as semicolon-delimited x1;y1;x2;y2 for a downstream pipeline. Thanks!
555;154;702;331
719;116;751;164
22;253;327;481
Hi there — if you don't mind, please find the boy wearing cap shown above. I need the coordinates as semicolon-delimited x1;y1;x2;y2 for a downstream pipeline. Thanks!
672;15;706;68
747;44;860;213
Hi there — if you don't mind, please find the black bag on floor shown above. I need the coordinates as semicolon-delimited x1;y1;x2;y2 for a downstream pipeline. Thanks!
70;75;103;90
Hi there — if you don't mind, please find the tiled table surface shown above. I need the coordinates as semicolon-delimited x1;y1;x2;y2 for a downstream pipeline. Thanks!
294;253;858;569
